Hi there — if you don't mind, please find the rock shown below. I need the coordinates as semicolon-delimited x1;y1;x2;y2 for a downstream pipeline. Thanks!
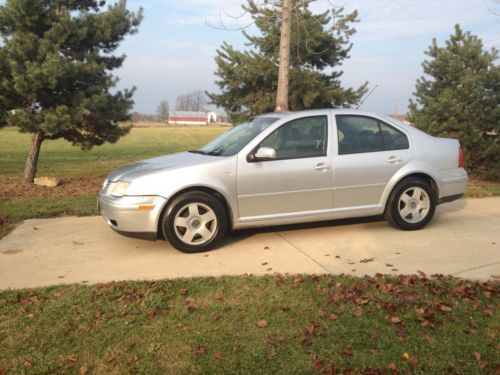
34;176;60;187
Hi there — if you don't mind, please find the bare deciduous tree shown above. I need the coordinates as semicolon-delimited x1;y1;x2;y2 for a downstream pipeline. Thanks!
156;100;169;121
175;91;207;112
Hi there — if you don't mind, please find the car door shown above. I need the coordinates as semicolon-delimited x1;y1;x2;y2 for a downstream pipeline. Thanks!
237;114;334;220
333;114;413;209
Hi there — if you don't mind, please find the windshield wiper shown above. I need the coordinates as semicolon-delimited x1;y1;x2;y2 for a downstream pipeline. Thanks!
188;150;207;155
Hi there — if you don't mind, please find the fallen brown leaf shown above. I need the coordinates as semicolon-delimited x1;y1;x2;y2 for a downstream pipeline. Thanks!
68;355;77;363
274;276;284;286
214;294;224;302
267;347;277;358
194;347;206;356
414;307;425;315
472;352;481;361
341;343;353;357
213;351;223;359
360;257;374;263
79;366;88;375
256;320;268;328
293;276;302;285
317;310;327;318
439;304;452;312
390;316;401;324
402;352;410;361
353;308;363;317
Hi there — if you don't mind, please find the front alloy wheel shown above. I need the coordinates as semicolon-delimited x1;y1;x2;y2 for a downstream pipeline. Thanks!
385;177;436;230
162;191;227;253
173;202;218;246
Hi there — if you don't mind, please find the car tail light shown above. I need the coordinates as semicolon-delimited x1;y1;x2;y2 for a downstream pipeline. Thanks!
458;145;463;168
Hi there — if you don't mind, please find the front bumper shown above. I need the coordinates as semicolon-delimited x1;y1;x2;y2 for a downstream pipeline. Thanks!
97;192;167;239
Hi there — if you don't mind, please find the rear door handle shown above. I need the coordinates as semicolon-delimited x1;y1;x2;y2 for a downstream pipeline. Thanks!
387;156;402;164
315;163;331;171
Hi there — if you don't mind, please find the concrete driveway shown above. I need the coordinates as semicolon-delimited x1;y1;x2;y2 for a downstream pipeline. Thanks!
1;197;499;289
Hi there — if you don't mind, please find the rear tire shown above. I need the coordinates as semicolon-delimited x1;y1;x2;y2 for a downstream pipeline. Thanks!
385;177;436;230
162;191;227;253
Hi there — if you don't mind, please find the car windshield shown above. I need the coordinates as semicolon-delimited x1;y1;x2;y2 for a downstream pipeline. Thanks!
193;116;279;156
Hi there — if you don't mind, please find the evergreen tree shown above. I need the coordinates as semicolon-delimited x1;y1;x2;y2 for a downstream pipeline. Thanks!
0;0;143;182
208;1;367;123
408;25;499;179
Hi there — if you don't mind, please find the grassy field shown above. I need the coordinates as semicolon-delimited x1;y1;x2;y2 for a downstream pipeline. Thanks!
0;275;498;374
0;126;226;177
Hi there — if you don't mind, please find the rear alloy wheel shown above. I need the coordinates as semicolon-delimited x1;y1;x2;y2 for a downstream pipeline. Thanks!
385;177;436;230
162;192;227;253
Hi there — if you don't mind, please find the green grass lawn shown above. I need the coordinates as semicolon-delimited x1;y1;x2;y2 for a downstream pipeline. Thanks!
0;275;497;374
0;126;226;177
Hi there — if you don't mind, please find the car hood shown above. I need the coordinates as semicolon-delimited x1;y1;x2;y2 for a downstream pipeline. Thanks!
106;152;218;181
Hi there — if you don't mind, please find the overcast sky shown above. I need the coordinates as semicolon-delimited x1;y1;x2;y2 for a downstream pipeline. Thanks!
117;0;500;115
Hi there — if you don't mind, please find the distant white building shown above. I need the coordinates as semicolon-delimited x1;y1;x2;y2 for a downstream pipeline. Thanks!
207;112;217;123
168;111;218;125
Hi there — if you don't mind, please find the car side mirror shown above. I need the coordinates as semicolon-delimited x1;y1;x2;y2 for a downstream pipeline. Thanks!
248;147;276;162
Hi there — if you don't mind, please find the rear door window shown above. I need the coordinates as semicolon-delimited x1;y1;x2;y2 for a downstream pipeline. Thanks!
336;115;409;155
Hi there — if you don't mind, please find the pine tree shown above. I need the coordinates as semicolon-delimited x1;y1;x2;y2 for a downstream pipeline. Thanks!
208;0;367;123
0;0;143;182
408;25;500;179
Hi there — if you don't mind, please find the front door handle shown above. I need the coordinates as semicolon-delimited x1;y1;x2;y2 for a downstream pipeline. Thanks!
387;155;402;164
315;163;331;172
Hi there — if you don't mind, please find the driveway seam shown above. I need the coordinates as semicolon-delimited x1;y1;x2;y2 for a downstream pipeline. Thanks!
275;232;332;274
451;261;500;276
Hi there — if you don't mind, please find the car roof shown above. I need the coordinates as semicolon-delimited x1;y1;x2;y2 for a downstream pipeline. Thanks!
255;109;418;134
257;108;382;118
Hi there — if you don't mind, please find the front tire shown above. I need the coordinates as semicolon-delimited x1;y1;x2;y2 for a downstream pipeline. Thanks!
385;177;436;230
162;191;227;253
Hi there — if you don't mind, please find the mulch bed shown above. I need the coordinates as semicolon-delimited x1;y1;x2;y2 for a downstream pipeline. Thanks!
0;176;103;199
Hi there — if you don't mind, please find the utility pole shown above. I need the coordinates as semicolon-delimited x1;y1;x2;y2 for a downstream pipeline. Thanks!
275;0;292;112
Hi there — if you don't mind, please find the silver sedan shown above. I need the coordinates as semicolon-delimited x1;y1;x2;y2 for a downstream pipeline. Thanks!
98;109;467;252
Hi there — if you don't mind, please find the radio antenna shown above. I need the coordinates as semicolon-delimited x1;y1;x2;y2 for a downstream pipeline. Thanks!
356;84;378;109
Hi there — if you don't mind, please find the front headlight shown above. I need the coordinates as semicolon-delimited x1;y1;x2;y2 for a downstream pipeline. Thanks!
109;181;130;197
101;178;109;191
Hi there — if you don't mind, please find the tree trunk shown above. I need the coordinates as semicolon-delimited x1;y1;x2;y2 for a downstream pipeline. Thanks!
23;130;44;183
275;0;292;112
